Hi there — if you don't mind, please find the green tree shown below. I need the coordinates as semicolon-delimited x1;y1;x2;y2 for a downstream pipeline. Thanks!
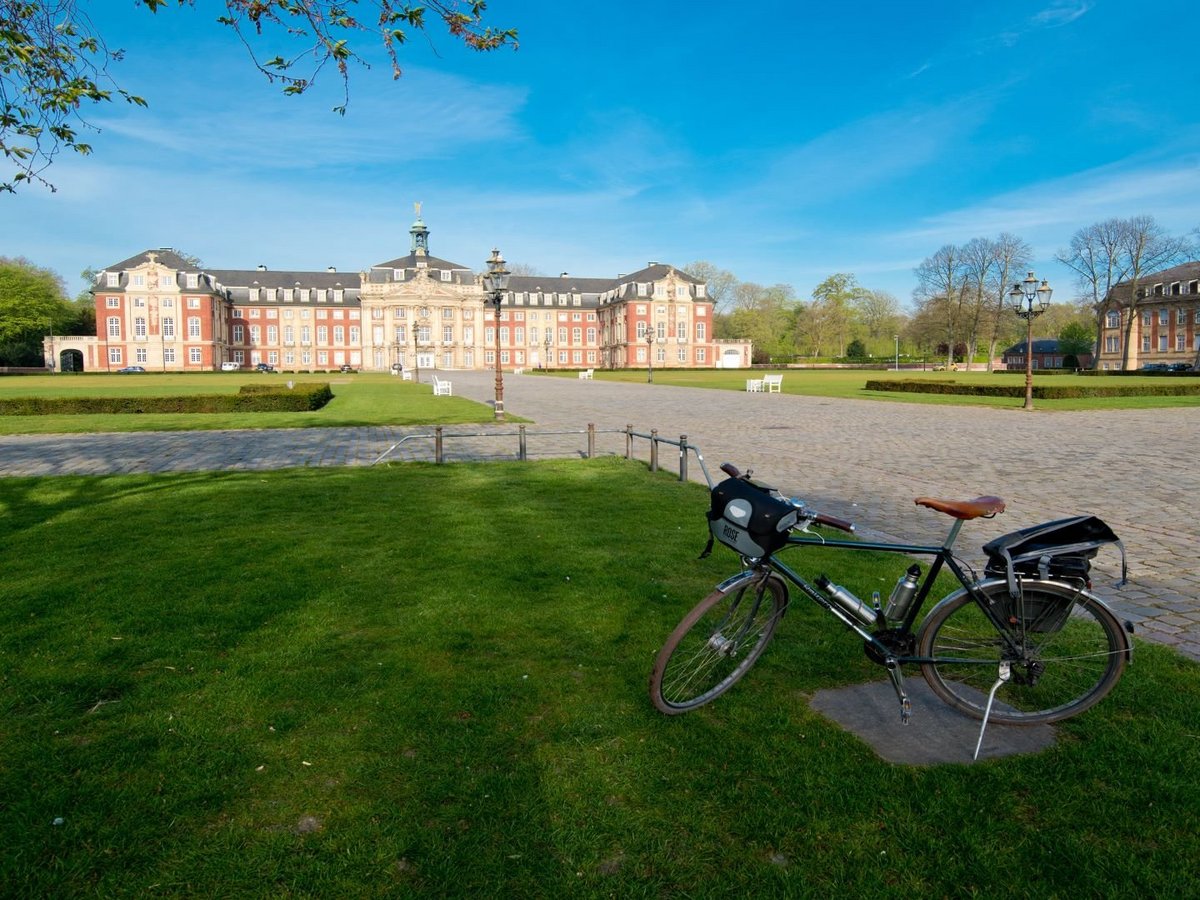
1058;321;1094;357
0;256;69;364
808;273;861;357
2;1;517;193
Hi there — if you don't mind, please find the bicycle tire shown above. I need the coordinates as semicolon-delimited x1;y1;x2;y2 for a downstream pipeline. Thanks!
649;572;788;714
917;579;1128;725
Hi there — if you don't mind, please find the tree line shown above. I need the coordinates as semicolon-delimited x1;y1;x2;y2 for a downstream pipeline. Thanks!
694;213;1196;368
0;258;95;366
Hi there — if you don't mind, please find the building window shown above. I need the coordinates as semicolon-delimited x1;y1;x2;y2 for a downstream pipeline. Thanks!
1177;308;1187;325
676;321;686;340
132;274;145;287
268;325;278;343
697;322;707;340
394;326;406;343
250;325;261;343
163;317;175;338
697;348;706;363
1159;335;1169;352
1159;309;1169;325
160;275;173;288
189;347;202;364
107;317;121;338
134;317;146;338
106;272;119;287
443;325;453;342
188;317;201;338
318;351;328;365
333;326;344;343
1177;334;1187;352
233;324;244;342
136;347;147;363
164;347;175;363
107;297;120;308
1106;311;1120;329
442;308;454;319
301;326;312;344
109;347;122;364
186;274;198;289
317;326;328;343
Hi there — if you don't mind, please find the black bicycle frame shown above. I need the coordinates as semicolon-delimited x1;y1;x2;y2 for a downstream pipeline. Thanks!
761;524;1020;664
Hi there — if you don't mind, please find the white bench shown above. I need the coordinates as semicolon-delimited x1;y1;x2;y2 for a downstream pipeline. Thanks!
745;378;763;392
513;367;524;375
432;376;452;396
401;370;412;381
763;374;783;393
578;368;594;380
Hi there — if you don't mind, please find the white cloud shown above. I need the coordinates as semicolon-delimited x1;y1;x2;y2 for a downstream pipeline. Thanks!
1033;2;1092;27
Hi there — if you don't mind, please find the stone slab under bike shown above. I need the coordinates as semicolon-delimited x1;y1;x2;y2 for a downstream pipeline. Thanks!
809;679;1056;765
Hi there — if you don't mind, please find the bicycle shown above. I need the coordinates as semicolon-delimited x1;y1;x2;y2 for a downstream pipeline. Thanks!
649;463;1133;752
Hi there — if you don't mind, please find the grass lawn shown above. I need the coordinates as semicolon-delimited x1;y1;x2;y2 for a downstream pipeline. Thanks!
548;367;1200;410
2;459;1197;896
0;373;500;434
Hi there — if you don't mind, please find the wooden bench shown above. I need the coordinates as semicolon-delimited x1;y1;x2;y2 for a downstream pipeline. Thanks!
763;374;783;393
432;376;452;396
578;368;594;380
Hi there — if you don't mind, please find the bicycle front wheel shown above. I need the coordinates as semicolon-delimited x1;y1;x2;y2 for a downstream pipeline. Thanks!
649;572;788;714
918;579;1129;725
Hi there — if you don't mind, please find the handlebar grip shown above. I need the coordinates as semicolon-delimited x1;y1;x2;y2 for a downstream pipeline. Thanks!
719;462;743;478
815;513;855;533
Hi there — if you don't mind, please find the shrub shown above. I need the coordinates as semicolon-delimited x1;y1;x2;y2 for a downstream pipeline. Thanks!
0;383;334;416
864;380;1200;399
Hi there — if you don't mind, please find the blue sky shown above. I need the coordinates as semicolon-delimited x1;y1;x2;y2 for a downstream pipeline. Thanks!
4;0;1198;304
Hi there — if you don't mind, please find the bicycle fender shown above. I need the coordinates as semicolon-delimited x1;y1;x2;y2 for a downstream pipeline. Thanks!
713;570;791;614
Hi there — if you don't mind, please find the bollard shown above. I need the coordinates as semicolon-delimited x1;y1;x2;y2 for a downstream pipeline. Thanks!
587;423;595;459
679;434;688;482
519;424;527;461
625;424;633;459
435;425;444;463
650;428;659;472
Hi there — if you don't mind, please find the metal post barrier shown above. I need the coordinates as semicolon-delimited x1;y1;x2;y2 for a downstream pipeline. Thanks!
650;428;659;472
679;434;688;482
518;425;527;461
587;423;595;459
435;426;444;463
625;424;633;459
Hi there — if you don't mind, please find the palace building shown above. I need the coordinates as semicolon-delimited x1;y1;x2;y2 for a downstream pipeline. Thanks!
1095;261;1200;370
58;215;724;374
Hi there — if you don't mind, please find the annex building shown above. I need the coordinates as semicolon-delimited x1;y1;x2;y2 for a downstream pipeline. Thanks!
58;215;732;374
1095;261;1200;370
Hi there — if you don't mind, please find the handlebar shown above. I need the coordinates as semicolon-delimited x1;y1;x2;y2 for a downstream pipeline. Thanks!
717;462;855;533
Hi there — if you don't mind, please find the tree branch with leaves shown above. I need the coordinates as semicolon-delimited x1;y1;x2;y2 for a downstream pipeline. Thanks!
1;0;516;193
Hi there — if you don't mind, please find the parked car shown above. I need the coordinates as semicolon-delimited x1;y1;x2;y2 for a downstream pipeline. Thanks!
1166;362;1194;372
220;361;240;371
340;364;357;373
116;366;146;374
1140;363;1169;372
255;363;276;373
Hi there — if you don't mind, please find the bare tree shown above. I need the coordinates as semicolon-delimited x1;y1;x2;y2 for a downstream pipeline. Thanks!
986;233;1031;370
1055;219;1129;370
957;237;998;369
1110;216;1189;369
853;289;903;340
685;261;738;314
913;245;966;368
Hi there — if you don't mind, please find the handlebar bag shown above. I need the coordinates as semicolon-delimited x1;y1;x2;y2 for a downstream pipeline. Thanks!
983;515;1127;597
704;477;800;559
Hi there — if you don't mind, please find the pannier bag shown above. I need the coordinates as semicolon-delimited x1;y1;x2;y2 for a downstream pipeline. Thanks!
703;477;800;559
983;515;1127;597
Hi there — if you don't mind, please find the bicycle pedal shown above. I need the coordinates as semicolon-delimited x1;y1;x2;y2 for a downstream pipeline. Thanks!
900;698;912;725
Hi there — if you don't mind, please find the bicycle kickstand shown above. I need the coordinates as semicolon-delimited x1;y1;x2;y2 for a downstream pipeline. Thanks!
972;662;1012;761
884;658;912;725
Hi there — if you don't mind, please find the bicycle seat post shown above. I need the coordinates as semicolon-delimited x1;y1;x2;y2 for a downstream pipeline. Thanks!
942;518;966;551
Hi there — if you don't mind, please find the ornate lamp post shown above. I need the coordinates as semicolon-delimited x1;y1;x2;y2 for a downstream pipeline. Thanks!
482;248;510;420
646;329;655;383
544;332;552;371
1009;271;1052;411
894;334;899;371
412;328;419;383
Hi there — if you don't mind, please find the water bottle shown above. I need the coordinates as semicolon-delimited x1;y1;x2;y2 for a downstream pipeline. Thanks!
815;575;879;628
884;565;922;622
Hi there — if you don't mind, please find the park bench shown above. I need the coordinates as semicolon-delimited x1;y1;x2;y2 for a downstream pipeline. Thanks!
578;368;594;380
432;376;452;396
762;374;783;393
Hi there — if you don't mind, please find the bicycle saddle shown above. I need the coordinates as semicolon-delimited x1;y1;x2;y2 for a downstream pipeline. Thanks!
914;496;1006;519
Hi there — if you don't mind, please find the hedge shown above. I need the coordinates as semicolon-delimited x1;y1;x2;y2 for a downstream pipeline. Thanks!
864;380;1200;399
0;383;334;416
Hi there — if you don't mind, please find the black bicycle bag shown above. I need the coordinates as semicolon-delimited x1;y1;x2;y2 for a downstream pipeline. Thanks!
703;477;800;560
982;515;1127;596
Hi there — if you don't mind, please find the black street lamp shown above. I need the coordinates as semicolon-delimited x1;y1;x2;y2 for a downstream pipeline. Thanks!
482;248;511;420
646;329;655;383
1009;271;1052;411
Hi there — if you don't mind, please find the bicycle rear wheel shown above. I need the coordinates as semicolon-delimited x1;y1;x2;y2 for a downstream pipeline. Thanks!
649;572;787;714
917;579;1128;725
